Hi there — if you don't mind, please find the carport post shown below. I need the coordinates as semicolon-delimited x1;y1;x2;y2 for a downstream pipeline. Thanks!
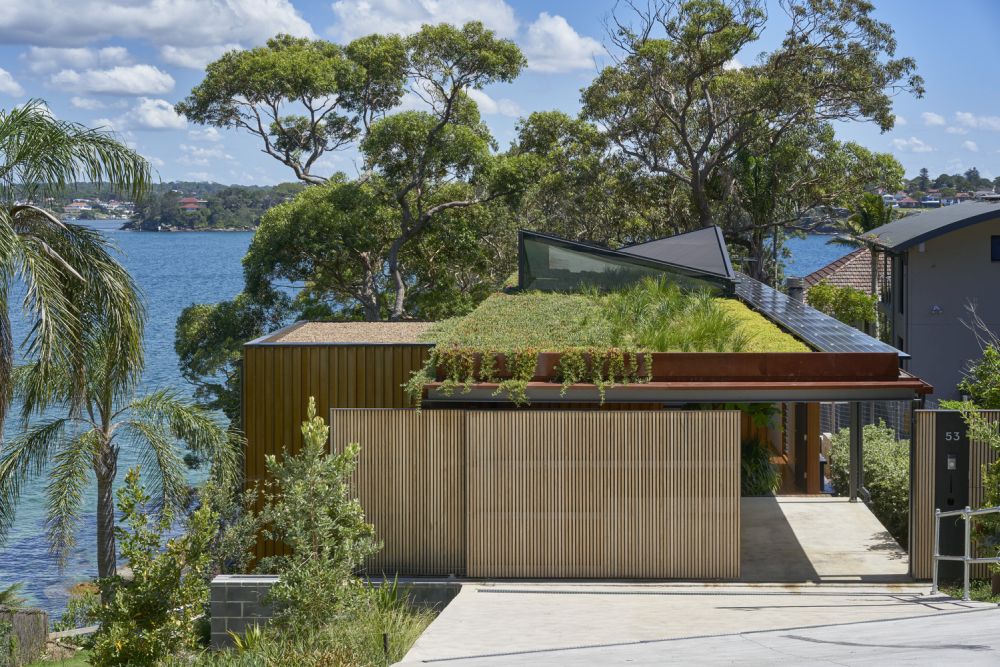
849;401;863;502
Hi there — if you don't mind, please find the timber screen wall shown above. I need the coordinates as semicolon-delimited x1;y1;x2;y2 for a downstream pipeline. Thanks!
243;341;432;559
330;408;741;579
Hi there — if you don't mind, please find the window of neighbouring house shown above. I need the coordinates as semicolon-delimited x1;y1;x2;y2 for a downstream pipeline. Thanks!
992;236;1000;262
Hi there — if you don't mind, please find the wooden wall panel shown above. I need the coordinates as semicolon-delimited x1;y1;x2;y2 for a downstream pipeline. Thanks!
466;410;741;579
330;409;467;576
912;410;999;580
911;411;935;580
243;343;432;560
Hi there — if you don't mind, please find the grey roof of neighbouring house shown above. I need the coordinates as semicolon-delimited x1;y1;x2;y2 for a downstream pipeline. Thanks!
864;201;1000;252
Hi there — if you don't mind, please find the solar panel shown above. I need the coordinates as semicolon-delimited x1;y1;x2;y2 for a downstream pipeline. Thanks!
735;272;909;358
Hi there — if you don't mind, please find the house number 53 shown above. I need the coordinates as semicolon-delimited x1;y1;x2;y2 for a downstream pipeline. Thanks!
944;431;963;441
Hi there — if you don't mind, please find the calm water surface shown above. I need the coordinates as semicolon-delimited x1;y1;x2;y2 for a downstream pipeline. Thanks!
0;228;847;619
0;223;252;617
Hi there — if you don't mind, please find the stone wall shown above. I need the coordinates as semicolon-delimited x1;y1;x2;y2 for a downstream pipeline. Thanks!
208;575;460;649
209;575;276;649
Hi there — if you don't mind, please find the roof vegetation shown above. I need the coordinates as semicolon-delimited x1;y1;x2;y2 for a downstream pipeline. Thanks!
408;277;809;405
425;278;809;353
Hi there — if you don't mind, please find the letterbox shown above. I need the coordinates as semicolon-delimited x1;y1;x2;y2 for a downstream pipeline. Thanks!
934;411;970;582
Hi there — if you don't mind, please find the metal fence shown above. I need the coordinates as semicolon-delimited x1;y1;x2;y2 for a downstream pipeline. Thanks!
820;400;912;439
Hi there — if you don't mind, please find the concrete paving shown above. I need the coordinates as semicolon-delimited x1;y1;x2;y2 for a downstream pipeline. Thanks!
412;605;1000;665
742;496;909;583
401;583;995;663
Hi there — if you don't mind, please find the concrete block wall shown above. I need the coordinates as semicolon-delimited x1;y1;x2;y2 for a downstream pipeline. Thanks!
209;575;277;649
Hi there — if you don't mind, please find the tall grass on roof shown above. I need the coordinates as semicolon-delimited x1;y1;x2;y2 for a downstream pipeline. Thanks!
600;278;751;352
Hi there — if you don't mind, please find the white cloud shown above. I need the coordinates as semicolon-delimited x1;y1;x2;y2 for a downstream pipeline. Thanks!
178;143;233;166
891;136;934;153
21;46;130;74
956;111;1000;131
160;44;241;69
467;88;522;117
329;0;518;40
188;127;222;142
97;98;185;131
145;155;165;168
0;1;314;47
185;171;212;181
894;115;907;126
51;64;174;95
522;13;604;73
723;58;743;71
70;96;106;110
963;140;979;152
945;126;968;135
0;68;25;96
921;111;945;126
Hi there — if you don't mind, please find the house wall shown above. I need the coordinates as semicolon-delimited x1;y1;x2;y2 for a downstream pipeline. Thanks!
243;342;432;559
903;218;1000;401
327;408;741;579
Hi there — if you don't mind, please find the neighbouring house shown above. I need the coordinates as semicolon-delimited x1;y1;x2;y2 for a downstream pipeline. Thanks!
178;196;208;211
802;246;882;295
861;201;1000;403
243;226;942;583
898;196;919;209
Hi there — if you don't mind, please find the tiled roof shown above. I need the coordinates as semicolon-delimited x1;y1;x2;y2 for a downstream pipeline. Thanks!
802;247;877;294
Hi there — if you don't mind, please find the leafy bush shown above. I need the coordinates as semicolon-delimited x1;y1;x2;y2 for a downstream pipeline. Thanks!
259;398;379;626
829;422;909;545
806;280;877;328
90;468;217;666
741;438;780;496
958;344;1000;408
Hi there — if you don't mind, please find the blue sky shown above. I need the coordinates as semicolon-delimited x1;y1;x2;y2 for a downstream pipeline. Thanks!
1;0;998;186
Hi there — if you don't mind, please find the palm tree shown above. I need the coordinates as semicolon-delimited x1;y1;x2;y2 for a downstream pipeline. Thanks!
0;99;150;431
0;101;237;589
829;192;896;247
0;582;25;607
3;331;239;587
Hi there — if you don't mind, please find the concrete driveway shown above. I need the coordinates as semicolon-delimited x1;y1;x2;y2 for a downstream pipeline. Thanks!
401;583;995;663
405;603;1000;665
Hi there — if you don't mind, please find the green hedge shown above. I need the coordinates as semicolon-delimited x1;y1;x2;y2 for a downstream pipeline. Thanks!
829;421;909;546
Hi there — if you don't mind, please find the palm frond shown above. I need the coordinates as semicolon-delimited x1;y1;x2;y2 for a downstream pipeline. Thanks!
0;418;67;544
129;389;239;487
0;582;26;607
123;418;187;511
45;429;99;567
0;99;151;203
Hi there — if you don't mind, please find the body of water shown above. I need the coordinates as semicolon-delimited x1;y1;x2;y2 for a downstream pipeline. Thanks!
0;223;252;617
782;234;852;278
0;228;849;619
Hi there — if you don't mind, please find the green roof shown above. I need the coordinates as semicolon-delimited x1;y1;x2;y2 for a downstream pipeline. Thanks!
425;284;809;353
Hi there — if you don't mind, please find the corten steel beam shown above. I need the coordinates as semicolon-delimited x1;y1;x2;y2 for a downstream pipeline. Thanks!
849;401;863;502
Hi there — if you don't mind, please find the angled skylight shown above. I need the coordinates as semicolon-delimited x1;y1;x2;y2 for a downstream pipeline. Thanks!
518;229;736;294
619;226;735;279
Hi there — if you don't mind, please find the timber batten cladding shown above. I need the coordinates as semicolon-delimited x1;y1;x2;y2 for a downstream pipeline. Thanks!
329;409;741;579
243;322;433;560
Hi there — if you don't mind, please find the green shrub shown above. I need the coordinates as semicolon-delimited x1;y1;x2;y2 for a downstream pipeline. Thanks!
90;467;217;666
259;398;379;626
741;438;780;496
958;344;1000;408
806;281;877;328
829;422;909;545
179;604;435;667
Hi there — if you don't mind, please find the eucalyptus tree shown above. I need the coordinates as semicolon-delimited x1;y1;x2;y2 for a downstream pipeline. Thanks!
583;0;923;229
176;34;408;184
362;21;526;320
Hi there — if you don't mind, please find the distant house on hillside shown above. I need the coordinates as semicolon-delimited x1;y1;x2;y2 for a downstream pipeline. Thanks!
178;196;208;212
898;197;918;209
